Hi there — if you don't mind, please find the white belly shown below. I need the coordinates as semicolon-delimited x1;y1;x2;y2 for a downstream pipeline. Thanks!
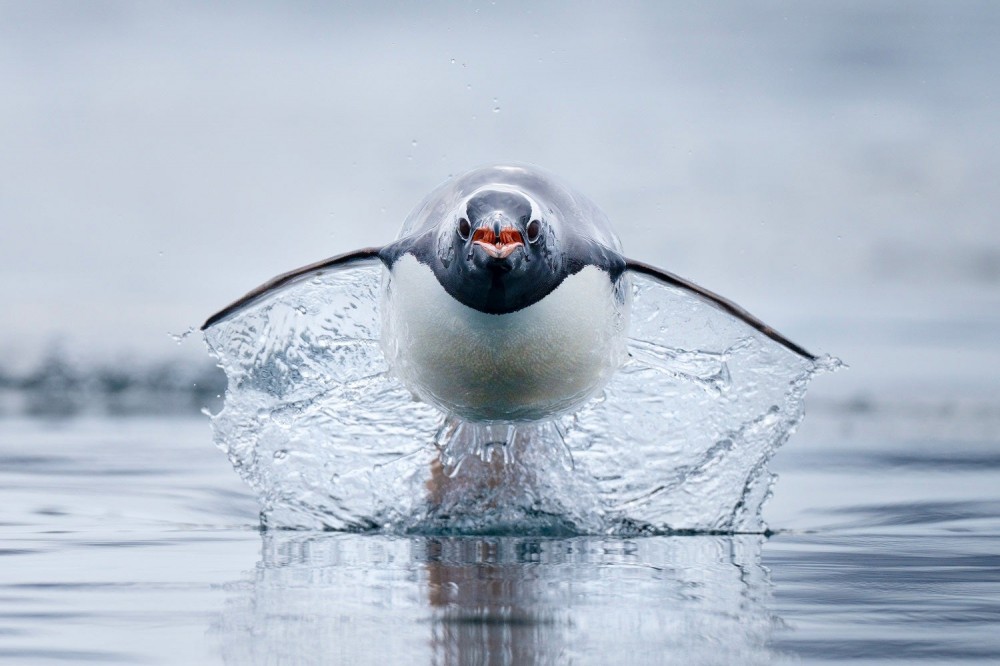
381;254;630;422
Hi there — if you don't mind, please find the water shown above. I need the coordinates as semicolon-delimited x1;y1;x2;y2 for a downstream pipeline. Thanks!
2;400;998;664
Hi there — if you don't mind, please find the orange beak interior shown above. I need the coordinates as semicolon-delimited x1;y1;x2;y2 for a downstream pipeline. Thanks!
471;227;524;259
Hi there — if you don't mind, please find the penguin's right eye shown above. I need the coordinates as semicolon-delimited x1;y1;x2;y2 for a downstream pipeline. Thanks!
458;218;471;240
526;219;542;243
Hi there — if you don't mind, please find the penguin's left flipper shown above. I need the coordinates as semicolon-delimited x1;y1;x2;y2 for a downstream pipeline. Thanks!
201;248;383;330
624;259;816;361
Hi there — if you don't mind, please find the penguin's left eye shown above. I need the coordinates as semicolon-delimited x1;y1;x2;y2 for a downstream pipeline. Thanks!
526;219;541;243
458;218;471;240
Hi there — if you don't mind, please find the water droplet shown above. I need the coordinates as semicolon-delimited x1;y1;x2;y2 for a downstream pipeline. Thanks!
411;139;418;147
273;449;288;461
492;98;500;113
449;58;455;65
167;326;196;345
466;83;472;91
493;106;500;113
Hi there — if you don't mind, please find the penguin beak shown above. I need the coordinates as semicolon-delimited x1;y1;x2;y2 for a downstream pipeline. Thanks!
471;226;524;259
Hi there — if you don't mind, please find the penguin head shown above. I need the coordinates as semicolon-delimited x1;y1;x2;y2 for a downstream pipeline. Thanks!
436;187;562;314
380;165;626;316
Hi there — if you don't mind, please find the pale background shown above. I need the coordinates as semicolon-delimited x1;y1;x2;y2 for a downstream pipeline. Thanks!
2;1;998;402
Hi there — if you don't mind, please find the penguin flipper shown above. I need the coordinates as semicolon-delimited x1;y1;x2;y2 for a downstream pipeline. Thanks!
201;248;383;330
624;259;815;361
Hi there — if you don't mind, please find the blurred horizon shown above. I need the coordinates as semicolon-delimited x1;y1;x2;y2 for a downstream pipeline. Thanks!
3;1;998;404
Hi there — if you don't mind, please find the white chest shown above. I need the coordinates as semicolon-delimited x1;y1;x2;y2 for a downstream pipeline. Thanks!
381;254;629;421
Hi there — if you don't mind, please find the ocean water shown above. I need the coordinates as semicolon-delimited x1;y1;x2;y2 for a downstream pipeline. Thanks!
2;387;998;663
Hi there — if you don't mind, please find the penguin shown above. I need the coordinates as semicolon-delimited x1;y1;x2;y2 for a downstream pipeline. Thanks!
202;163;813;424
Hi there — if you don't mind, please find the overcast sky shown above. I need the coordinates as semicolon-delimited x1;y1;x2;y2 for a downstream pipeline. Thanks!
2;1;998;396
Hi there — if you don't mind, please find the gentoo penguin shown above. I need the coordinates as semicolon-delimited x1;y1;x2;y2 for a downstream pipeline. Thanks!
202;163;814;424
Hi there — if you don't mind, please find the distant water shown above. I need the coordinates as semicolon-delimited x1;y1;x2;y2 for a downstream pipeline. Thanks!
1;402;998;664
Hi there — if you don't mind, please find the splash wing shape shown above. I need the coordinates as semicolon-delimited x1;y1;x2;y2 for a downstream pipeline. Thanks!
557;266;820;533
204;252;824;533
203;255;442;530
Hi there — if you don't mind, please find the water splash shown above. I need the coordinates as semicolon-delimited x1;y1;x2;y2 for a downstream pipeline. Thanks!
204;261;832;534
168;326;197;345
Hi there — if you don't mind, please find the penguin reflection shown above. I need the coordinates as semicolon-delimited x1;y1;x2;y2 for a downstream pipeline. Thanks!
215;534;778;664
421;535;779;665
424;537;561;666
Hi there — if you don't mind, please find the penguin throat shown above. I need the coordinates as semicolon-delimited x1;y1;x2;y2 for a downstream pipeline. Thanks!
485;272;508;312
429;262;567;315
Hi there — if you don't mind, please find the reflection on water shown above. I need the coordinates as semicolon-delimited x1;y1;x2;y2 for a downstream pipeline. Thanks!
767;533;1000;662
2;408;1000;663
216;533;775;665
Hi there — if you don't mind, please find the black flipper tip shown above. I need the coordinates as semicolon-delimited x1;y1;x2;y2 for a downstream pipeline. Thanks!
201;247;383;331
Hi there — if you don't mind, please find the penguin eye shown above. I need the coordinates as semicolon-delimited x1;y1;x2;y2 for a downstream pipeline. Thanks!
526;219;542;243
458;218;471;240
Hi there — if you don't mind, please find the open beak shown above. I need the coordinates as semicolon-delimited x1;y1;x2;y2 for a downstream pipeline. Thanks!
471;227;524;259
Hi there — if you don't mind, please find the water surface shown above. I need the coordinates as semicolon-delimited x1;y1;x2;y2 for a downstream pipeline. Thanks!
2;404;998;664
